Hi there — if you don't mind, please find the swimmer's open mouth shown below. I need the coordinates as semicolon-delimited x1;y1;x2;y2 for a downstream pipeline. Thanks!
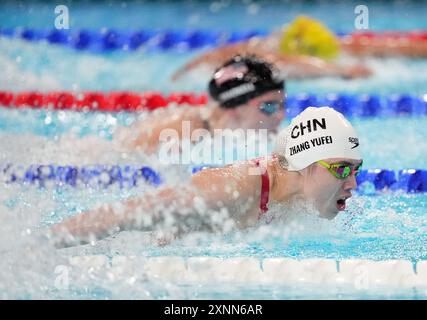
336;198;346;211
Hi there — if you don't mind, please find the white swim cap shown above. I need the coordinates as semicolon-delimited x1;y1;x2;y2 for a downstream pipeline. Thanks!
275;107;362;171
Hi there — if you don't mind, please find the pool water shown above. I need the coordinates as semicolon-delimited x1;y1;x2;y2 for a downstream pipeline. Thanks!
0;0;427;299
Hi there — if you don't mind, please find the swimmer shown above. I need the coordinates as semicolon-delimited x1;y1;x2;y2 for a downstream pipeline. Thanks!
50;106;363;248
172;15;426;80
113;55;285;154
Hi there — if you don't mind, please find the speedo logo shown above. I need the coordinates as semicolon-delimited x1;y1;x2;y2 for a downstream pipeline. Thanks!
349;137;359;149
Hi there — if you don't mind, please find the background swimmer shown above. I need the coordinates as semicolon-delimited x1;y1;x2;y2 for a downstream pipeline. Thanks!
114;55;285;154
50;107;363;248
172;16;374;81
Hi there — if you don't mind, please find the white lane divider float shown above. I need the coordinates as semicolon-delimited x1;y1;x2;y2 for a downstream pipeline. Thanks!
262;258;338;284
186;257;263;283
67;256;427;288
338;259;417;288
416;260;427;286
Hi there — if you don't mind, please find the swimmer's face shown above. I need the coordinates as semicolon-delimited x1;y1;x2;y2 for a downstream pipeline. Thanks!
234;90;285;131
302;158;361;219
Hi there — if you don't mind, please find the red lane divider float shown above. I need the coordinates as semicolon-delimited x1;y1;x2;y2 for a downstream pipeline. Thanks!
350;31;427;41
0;91;209;112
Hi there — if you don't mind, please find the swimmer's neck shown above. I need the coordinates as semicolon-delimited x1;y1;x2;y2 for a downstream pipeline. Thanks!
268;158;305;204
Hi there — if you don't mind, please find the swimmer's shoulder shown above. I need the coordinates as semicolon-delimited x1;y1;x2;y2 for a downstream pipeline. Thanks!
191;160;262;196
191;161;265;224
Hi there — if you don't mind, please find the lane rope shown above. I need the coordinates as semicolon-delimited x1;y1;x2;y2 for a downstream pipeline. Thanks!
1;91;426;117
2;164;426;192
1;27;426;52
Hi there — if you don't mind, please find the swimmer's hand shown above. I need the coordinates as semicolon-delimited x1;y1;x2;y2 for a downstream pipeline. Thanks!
47;225;86;249
47;204;125;248
150;231;177;247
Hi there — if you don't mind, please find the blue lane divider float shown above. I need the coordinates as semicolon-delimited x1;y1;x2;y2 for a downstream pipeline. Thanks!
355;169;427;193
285;93;427;118
0;27;271;52
1;164;426;193
1;164;162;189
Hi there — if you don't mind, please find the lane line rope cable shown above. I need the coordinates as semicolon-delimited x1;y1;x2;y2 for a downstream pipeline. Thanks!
2;164;426;193
1;91;426;117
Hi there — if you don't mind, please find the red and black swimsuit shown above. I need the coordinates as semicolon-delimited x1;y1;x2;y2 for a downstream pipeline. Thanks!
254;158;270;216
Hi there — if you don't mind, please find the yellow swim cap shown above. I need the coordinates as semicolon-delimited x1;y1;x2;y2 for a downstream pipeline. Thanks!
279;16;340;59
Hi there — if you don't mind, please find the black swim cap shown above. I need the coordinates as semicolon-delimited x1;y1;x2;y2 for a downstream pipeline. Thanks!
208;55;285;109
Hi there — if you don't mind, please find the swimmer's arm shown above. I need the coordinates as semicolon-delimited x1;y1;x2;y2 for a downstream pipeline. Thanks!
340;36;427;58
171;38;269;81
263;53;372;79
171;36;371;80
49;163;260;248
49;187;195;248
